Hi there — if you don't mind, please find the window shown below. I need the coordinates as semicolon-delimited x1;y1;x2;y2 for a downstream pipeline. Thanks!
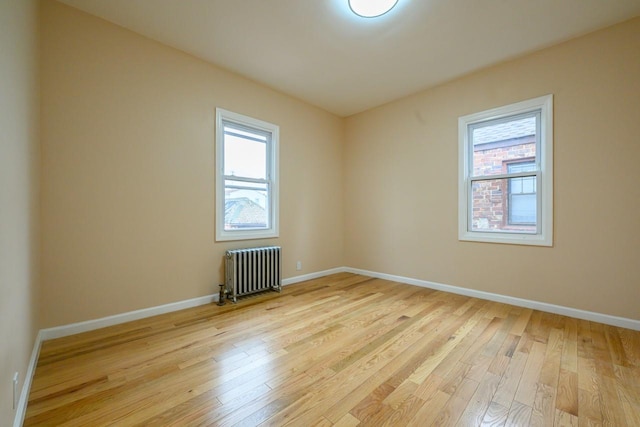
458;95;553;246
216;108;278;241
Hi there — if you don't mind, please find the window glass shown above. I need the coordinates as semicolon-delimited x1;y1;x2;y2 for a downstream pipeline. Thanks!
471;115;537;177
223;124;267;179
470;177;537;233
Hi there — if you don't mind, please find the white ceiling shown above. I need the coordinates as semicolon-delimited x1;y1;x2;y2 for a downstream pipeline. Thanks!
58;0;640;117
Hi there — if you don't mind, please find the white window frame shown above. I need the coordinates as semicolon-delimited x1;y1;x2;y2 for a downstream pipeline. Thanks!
215;108;279;241
458;95;553;246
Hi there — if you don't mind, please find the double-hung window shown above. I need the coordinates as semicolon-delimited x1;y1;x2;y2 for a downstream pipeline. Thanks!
458;95;553;246
215;108;279;241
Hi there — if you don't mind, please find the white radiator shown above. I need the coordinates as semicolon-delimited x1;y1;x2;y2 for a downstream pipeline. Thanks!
224;246;282;303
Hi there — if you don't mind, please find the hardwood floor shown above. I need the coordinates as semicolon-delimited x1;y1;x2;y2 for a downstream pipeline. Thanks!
25;273;640;426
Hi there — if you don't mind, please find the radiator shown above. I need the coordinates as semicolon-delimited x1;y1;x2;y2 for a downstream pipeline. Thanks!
224;246;282;303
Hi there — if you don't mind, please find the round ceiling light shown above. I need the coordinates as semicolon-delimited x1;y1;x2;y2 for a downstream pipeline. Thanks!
348;0;399;18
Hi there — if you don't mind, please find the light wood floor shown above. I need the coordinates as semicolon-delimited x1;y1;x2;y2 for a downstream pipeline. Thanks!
25;273;640;426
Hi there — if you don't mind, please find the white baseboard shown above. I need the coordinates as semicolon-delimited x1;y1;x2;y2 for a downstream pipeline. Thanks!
39;267;347;341
344;267;640;331
40;294;218;341
13;330;43;427
282;267;346;286
38;266;640;340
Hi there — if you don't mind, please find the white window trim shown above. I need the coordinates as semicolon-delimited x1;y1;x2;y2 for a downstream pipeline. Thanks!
215;108;279;241
458;95;553;246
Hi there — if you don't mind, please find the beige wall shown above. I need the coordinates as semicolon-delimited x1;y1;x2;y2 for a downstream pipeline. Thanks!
345;17;640;320
40;1;344;327
0;0;40;423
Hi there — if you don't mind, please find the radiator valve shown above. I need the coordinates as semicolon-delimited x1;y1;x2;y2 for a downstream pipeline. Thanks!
217;284;226;306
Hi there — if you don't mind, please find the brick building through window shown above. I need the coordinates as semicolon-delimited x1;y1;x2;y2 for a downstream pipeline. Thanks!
471;118;537;233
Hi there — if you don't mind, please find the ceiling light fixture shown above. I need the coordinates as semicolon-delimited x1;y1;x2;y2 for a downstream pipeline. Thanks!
348;0;399;18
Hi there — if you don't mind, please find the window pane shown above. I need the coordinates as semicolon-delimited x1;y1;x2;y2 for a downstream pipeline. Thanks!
522;176;536;193
510;194;536;224
471;178;537;234
224;130;267;179
507;163;537;225
471;115;537;177
509;174;536;194
224;185;268;230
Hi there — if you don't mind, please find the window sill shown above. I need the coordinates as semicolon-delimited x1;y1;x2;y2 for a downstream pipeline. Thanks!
216;229;279;242
459;230;552;247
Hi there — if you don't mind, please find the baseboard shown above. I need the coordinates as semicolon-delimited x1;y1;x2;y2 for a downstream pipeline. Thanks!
282;267;346;286
30;265;640;339
38;266;347;341
344;267;640;331
13;330;43;427
40;294;219;341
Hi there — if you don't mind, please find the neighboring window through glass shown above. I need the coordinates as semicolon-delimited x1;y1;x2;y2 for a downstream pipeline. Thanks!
508;162;536;225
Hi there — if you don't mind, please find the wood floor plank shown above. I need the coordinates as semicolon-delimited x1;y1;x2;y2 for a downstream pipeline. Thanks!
510;309;534;337
492;350;528;408
23;273;640;426
604;325;629;367
556;368;579;416
480;400;509;426
412;372;444;400
530;383;557;427
598;375;629;426
407;310;484;384
539;327;564;387
268;322;430;425
505;400;533;426
438;361;473;396
300;327;429;424
348;381;395;424
577;357;603;423
431;377;479;426
561;317;579;373
407;389;450;427
514;341;547;407
619;327;640;366
334;412;361;427
577;319;593;359
455;372;501;426
614;364;640;406
134;389;223;426
430;313;493;380
554;408;579;426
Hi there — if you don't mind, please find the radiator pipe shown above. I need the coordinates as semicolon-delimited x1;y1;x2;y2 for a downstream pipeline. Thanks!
217;284;226;306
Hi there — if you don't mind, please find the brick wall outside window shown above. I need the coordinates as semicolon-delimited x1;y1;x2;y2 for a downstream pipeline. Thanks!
471;137;536;232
